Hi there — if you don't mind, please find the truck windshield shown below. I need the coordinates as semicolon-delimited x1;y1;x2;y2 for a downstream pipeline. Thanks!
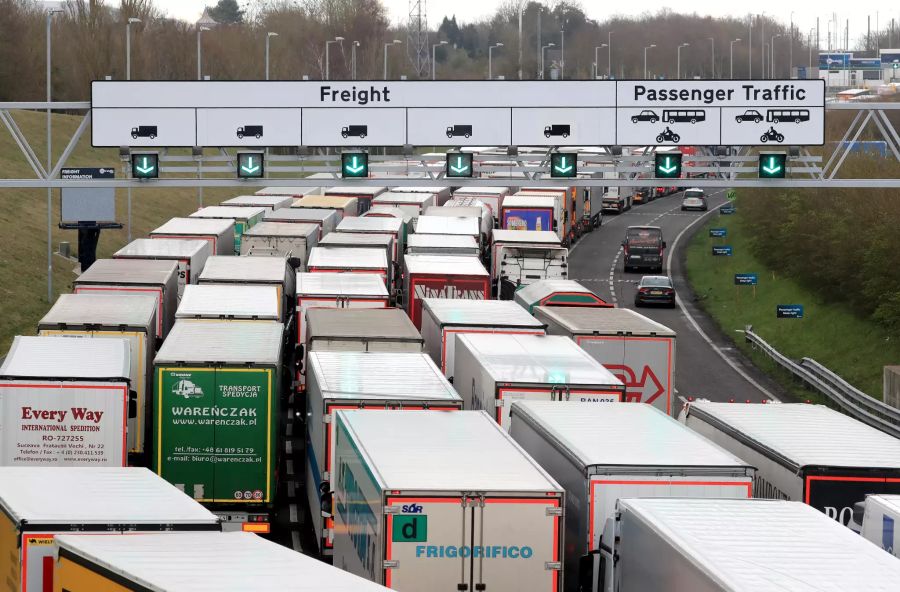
625;228;662;249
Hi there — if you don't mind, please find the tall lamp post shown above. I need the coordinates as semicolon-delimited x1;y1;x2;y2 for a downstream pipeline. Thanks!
325;36;343;80
125;17;141;243
608;30;613;78
708;36;715;78
351;41;360;80
730;38;741;79
593;43;608;79
517;0;524;79
540;43;555;79
46;8;63;302
384;39;401;80
643;44;656;79
432;40;447;80
677;43;689;78
770;34;781;78
488;42;503;80
265;32;278;80
197;25;210;80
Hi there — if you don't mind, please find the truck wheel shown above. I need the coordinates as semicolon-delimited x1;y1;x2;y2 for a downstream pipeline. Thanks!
237;133;244;139
360;134;366;139
150;134;156;139
563;132;569;138
465;133;471;138
255;133;262;139
131;134;138;139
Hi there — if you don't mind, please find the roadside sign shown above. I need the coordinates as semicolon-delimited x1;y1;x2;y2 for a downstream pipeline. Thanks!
758;152;787;178
726;189;737;200
720;204;736;215
777;304;804;319
445;152;474;178
131;153;159;179
654;152;682;178
60;167;115;179
712;245;733;256
341;151;369;178
550;152;578;178
709;228;727;237
237;152;265;179
734;273;758;285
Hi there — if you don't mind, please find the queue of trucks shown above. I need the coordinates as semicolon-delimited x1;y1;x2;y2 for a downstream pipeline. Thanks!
2;176;900;592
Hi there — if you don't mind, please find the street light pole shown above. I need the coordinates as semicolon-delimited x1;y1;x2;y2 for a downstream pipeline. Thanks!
197;26;210;80
517;0;524;80
708;37;715;78
643;44;656;79
608;31;613;79
432;40;447;80
789;12;794;79
677;43;689;79
265;32;278;80
730;38;741;79
384;39;401;80
771;34;781;78
748;15;752;78
560;26;565;80
46;8;62;302
488;42;503;80
594;44;607;79
351;41;360;80
325;36;344;81
541;43;555;80
125;17;140;244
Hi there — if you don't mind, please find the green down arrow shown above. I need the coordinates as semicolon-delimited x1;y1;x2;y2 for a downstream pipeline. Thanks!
554;156;574;174
135;157;155;175
762;156;783;175
344;156;366;174
450;156;470;174
658;157;677;174
241;156;261;175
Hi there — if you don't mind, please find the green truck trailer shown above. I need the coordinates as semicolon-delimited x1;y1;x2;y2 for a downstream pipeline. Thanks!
153;319;284;531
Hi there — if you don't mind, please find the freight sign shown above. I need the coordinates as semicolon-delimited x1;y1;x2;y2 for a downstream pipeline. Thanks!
91;80;823;147
712;245;733;256
734;273;758;285
776;304;804;319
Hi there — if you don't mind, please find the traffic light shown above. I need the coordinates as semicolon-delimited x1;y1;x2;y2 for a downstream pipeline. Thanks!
550;152;578;178
131;153;159;179
758;152;787;179
341;151;369;178
445;152;473;178
654;152;682;178
237;152;265;179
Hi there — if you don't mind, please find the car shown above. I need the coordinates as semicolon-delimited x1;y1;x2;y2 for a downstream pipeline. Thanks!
631;110;659;123
633;188;654;205
634;275;676;307
735;109;763;123
681;188;708;211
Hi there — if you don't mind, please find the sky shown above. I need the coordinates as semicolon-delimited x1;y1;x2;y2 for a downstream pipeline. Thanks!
152;1;900;51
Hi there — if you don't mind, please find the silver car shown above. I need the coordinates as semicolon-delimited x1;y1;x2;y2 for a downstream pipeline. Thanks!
681;188;708;211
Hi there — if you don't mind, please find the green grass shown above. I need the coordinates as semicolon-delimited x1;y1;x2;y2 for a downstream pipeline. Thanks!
684;208;900;400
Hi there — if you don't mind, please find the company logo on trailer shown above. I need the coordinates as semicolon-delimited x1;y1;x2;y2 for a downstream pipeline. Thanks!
20;407;105;423
172;378;204;399
402;504;424;514
413;285;484;300
605;364;664;404
415;545;534;559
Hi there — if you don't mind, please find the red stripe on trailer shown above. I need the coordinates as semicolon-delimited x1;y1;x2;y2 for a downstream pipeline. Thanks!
804;476;900;505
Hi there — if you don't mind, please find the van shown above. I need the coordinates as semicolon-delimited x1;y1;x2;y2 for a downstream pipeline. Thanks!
236;125;263;139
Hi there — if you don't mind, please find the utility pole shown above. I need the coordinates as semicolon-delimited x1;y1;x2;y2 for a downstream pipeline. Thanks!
608;31;613;79
47;8;63;302
517;1;524;80
708;37;715;78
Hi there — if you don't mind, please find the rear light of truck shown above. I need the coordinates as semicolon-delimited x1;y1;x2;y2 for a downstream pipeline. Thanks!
242;522;270;534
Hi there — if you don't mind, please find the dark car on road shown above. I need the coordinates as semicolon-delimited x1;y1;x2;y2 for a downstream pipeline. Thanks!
735;109;763;123
634;275;676;307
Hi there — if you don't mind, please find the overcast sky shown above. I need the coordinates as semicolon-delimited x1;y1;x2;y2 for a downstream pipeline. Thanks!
154;1;900;50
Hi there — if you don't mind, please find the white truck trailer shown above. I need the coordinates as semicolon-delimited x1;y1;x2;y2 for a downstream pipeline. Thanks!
307;247;390;291
454;333;625;429
239;221;319;269
113;238;211;298
305;351;462;554
372;191;437;219
150;216;235;256
490;229;568;297
598;498;900;592
534;306;676;415
452;185;510;218
220;194;294;211
509;401;754;591
264;207;338;239
176;284;280;321
335;215;405;264
198;256;294;324
332;410;564;592
861;494;900;557
680;401;900;527
189;205;266;254
406;233;479;257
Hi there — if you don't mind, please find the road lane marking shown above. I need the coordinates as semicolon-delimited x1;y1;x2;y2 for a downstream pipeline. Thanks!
291;531;302;552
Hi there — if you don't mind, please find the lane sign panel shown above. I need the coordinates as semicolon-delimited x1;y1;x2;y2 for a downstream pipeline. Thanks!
237;152;265;179
550;153;578;178
131;153;159;179
407;108;511;146
341;152;369;178
303;107;406;146
445;152;474;178
197;108;301;146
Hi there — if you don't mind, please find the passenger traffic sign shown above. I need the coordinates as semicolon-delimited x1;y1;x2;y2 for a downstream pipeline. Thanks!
237;152;265;178
709;228;727;238
734;273;758;285
445;152;473;178
712;245;733;256
550;153;577;178
131;153;159;179
758;153;787;178
777;304;804;319
654;153;682;178
341;151;369;178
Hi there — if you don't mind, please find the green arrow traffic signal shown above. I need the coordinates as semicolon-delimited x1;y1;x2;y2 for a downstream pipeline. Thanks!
550;152;577;178
654;152;682;179
341;151;369;178
237;152;265;178
131;153;159;179
445;152;473;178
758;152;787;179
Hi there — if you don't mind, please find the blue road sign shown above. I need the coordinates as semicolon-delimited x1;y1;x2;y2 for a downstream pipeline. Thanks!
712;245;733;256
734;273;758;285
709;228;727;238
720;204;736;215
777;304;804;319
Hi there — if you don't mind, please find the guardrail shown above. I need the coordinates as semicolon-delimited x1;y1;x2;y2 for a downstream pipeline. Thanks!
745;325;900;439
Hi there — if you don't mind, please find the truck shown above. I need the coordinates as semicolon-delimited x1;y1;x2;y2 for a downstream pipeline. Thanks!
341;124;368;138
509;401;754;591
680;401;900;527
130;125;157;139
406;233;480;257
236;124;263;139
514;279;612;314
622;226;665;273
336;215;405;264
600;187;631;214
292;195;358;221
403;255;491;329
113;237;211;299
454;333;625;429
421;298;546;380
534;306;676;415
597;498;900;592
153;320;284;530
501;194;557;234
198;256;295;325
414;215;483;256
37;294;156;461
0;467;219;592
325;186;387;215
220;194;293;211
189;206;266;255
490;229;568;298
372;191;437;219
446;123;473;138
318;233;397;288
363;205;414;245
452;186;510;219
240;221;320;269
73;258;179;341
0;336;131;467
393;185;452;206
544;124;571;138
861;494;900;557
54;531;395;592
265;207;339;240
519;187;579;245
150;216;235;256
332;410;564;591
256;185;325;198
306;352;462;554
176;284;281;322
307;247;391;293
427;201;493;247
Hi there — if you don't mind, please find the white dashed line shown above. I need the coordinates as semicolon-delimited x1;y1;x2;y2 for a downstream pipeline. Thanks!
285;440;293;455
289;504;299;523
286;459;294;476
287;481;296;498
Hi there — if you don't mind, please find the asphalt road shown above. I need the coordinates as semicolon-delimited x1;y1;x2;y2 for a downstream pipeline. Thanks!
568;190;785;405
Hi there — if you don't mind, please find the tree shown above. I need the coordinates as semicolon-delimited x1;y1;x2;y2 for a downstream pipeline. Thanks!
439;15;461;46
207;0;244;25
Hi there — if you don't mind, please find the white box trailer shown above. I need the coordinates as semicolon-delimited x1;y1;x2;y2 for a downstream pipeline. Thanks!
452;186;510;218
514;279;612;314
332;410;564;592
240;221;319;269
423;206;492;249
599;498;900;592
54;531;394;592
318;232;397;282
113;238;211;299
292;195;358;221
861;494;900;557
534;306;676;415
491;230;568;297
680;402;900;527
0;336;131;467
264;207;338;239
0;467;219;592
509;401;754;590
393;184;451;205
295;272;390;349
198;256;294;324
150;216;235;256
403;255;491;329
406;233;479;257
307;247;390;291
454;334;625;429
373;191;437;219
220;194;294;211
325;186;387;215
176;284;280;321
414;215;481;251
336;215;405;263
189;206;266;255
73;258;178;341
421;298;546;380
306;352;462;554
255;185;324;198
37;294;156;459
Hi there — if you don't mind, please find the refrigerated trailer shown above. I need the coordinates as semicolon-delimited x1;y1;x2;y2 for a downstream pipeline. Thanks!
372;191;437;219
423;206;492;250
0;467;219;592
37;294;156;459
335;215;405;264
306;352;462;554
292;195;358;221
113;238;211;299
452;186;510;218
406;233;480;257
307;247;391;291
403;255;491;329
393;185;451;206
599;498;900;592
332;410;564;592
295;272;390;349
421;298;546;380
189;206;266;255
240;221;319;269
414;215;482;253
509;401;754;591
153;320;284;530
325;186;387;215
220;194;294;211
514;280;612;314
680;402;900;527
491;230;568;297
861;494;900;557
264;207;338;240
176;284;280;321
318;233;397;279
73;258;179;341
150;216;235;256
198;256;294;324
0;336;131;467
534;306;676;415
454;333;625;429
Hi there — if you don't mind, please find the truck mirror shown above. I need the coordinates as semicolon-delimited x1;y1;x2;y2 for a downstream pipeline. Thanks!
128;390;138;419
662;241;667;249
